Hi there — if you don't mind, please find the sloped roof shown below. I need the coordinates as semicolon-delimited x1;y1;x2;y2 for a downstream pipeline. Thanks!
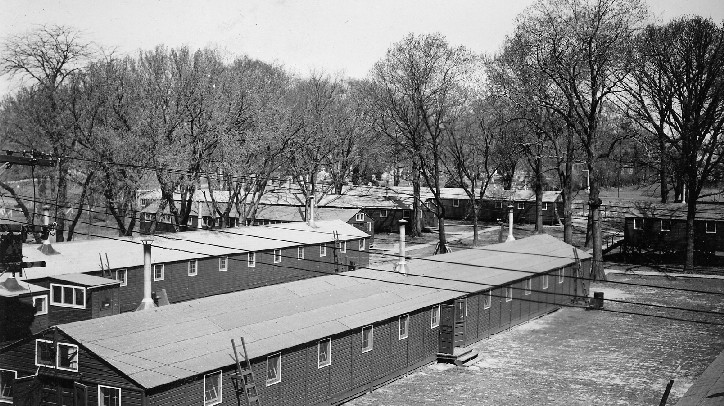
483;188;562;203
57;234;588;389
626;203;724;221
254;205;363;223
19;220;369;281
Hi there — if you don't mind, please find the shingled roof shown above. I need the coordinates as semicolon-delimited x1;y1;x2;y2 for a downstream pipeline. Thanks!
55;234;588;389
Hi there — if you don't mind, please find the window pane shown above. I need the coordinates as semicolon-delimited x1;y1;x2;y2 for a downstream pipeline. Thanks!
266;354;281;384
204;371;221;405
99;386;120;406
0;370;15;401
52;285;62;303
75;288;84;306
63;286;74;304
58;344;78;370
36;341;54;365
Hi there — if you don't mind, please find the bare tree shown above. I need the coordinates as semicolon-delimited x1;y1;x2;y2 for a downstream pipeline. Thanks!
369;33;475;251
512;0;647;279
1;25;92;241
626;17;724;272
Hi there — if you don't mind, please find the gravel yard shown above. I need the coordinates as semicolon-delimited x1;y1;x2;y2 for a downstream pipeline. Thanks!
347;274;724;406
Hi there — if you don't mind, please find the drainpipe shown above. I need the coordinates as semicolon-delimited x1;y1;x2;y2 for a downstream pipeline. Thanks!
136;237;156;311
506;204;515;242
394;219;408;275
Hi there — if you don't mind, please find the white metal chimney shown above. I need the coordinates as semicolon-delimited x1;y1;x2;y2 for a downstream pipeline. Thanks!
136;237;157;311
394;219;408;275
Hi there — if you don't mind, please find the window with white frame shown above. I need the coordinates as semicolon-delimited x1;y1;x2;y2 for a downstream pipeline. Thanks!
367;222;372;232
524;279;532;295
297;247;304;260
542;274;549;290
219;257;228;272
517;202;524;210
98;385;121;406
266;353;281;386
0;369;16;404
187;260;198;276
203;371;222;406
142;213;154;222
380;209;388;218
706;221;717;234
402;210;410;218
361;325;373;352
318;338;331;368
247;253;256;268
495;200;503;208
633;218;643;230
57;343;79;371
542;203;549;211
50;284;85;309
33;295;48;315
153;264;164;281
399;315;409;340
355;212;365;222
273;249;282;263
430;305;440;328
319;244;326;257
452;199;460;207
359;239;365;251
505;286;513;302
483;291;491;309
558;268;565;283
660;219;671;232
35;340;54;367
114;269;127;286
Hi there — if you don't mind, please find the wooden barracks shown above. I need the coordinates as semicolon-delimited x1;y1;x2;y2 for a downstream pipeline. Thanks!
0;234;590;405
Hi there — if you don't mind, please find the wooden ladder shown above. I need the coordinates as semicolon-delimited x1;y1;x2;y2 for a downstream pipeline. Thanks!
231;337;261;406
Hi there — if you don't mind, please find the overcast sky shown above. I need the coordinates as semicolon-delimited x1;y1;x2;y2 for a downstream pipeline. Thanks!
1;0;723;98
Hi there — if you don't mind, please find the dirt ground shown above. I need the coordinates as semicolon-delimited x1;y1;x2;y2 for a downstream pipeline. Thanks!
347;274;724;405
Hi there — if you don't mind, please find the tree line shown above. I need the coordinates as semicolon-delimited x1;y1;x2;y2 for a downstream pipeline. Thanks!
1;0;722;275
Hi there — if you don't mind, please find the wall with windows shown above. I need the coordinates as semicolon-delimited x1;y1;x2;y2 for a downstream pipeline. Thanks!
0;328;144;406
624;217;723;255
112;241;369;313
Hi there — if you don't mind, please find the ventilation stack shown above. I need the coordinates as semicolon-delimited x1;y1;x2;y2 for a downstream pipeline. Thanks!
394;220;408;275
136;237;157;311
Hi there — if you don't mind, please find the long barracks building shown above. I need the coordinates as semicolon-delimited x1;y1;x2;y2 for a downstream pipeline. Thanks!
0;220;370;345
0;234;590;405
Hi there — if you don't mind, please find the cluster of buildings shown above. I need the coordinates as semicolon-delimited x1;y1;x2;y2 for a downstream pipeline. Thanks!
0;229;589;405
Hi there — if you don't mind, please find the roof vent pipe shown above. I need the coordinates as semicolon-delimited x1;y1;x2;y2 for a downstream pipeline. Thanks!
37;205;59;255
506;204;515;242
136;237;157;311
394;219;408;275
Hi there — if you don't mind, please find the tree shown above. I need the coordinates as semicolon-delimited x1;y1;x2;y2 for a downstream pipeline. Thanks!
512;0;647;279
626;17;724;272
1;25;92;241
369;33;475;251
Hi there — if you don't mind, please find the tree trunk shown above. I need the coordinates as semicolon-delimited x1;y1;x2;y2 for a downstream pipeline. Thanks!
658;136;669;203
534;156;543;233
589;178;606;281
410;161;422;237
54;159;69;242
437;215;448;253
